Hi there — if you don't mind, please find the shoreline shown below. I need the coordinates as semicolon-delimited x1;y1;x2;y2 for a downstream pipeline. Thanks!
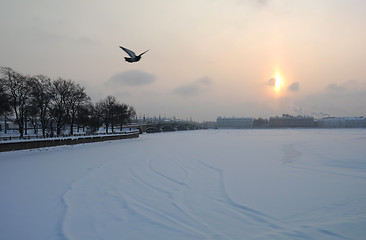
0;132;139;152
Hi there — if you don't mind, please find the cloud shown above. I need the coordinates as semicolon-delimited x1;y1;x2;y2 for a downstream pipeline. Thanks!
35;30;98;46
174;77;213;96
106;70;156;87
326;80;358;92
288;82;300;92
267;78;275;86
296;80;366;117
254;0;268;4
196;76;213;86
174;85;201;96
236;0;269;5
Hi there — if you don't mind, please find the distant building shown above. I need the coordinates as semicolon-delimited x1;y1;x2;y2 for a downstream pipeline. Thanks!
217;117;254;129
201;121;218;129
253;118;268;128
269;114;314;128
318;117;366;128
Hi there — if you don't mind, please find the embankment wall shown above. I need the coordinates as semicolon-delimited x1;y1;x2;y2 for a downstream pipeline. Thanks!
0;133;139;152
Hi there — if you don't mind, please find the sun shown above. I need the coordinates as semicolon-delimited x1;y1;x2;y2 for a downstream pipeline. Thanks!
274;74;283;92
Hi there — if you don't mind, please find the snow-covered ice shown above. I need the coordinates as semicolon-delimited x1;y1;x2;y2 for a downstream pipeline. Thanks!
1;129;366;239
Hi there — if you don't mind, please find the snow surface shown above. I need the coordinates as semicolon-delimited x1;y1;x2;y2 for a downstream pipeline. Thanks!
0;129;365;240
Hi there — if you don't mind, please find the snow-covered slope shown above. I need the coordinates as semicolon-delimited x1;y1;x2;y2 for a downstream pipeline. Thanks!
1;129;365;239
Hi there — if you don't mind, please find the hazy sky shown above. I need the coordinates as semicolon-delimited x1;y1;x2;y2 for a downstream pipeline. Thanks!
1;0;365;121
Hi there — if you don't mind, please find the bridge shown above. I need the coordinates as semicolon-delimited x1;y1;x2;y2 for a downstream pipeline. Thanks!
127;120;203;133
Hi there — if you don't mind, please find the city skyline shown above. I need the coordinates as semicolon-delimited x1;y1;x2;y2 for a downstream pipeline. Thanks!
1;0;366;122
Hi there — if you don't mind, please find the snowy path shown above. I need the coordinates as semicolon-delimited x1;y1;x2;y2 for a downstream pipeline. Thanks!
1;129;366;239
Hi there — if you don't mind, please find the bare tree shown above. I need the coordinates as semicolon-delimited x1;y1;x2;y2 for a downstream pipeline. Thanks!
30;75;53;137
115;103;128;131
98;96;118;133
84;103;103;134
1;67;32;138
49;78;73;136
1;67;138;138
75;103;91;133
116;104;136;131
68;83;90;135
97;96;137;133
25;101;39;135
127;106;136;122
0;84;11;115
0;83;12;134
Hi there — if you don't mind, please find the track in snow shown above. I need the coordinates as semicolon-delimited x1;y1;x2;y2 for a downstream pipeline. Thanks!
62;148;295;240
2;130;365;240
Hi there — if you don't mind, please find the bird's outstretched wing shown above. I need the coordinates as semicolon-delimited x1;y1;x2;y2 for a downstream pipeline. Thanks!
119;46;136;58
139;50;149;56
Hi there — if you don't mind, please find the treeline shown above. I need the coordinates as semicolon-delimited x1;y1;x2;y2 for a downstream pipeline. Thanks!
0;67;136;138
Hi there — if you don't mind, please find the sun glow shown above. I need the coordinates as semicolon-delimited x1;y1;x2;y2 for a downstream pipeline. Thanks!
274;74;283;92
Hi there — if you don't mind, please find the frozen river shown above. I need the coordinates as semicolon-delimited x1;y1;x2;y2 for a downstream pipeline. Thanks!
1;129;366;239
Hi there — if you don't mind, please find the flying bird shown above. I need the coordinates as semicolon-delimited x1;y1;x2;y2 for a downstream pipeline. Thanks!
119;46;149;63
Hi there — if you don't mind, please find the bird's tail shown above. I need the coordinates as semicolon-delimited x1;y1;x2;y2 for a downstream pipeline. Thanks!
124;57;133;63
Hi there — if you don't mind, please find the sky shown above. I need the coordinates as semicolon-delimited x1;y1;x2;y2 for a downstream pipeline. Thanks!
1;0;366;122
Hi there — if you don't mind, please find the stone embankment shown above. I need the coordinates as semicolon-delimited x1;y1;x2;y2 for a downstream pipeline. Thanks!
0;132;139;152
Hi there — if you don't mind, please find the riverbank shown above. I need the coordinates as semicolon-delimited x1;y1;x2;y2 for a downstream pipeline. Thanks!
0;132;139;152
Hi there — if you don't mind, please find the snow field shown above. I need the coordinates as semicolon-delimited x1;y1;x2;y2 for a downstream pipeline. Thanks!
1;129;366;239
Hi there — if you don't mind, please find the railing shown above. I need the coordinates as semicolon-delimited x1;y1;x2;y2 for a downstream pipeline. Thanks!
0;130;139;142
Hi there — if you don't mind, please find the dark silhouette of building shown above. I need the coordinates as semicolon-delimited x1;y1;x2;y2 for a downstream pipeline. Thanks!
217;117;254;129
253;118;268;128
269;114;314;128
